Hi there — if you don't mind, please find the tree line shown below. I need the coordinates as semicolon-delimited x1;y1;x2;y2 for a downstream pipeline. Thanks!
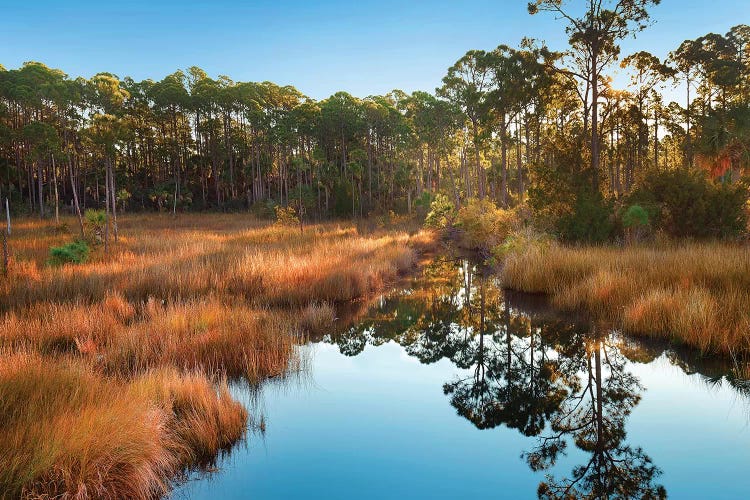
0;1;748;236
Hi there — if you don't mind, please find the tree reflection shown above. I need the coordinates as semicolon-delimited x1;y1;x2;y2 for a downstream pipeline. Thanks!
525;331;665;499
322;258;750;498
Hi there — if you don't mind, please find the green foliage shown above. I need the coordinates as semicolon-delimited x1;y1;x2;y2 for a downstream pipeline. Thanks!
85;209;106;226
116;189;131;210
274;205;300;226
424;194;455;229
622;204;651;244
84;209;106;245
414;191;433;219
48;240;90;266
558;191;615;243
630;169;748;239
622;204;649;228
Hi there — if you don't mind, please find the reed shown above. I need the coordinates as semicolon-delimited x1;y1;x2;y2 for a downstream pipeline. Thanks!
0;353;246;499
0;214;434;498
502;241;750;356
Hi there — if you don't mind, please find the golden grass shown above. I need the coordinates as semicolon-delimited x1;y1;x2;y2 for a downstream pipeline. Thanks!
0;353;246;499
299;302;336;335
0;214;434;498
502;242;750;356
1;215;422;308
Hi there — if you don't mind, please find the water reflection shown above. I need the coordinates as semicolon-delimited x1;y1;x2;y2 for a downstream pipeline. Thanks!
322;257;747;499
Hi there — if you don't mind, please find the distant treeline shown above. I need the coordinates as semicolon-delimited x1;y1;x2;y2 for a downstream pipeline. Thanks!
0;2;747;229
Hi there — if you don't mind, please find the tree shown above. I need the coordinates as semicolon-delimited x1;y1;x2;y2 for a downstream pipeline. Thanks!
529;0;661;192
440;50;492;199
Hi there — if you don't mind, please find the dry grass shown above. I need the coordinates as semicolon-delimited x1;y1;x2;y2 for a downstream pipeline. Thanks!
0;214;433;498
502;242;750;356
299;302;337;335
1;215;421;308
0;353;246;499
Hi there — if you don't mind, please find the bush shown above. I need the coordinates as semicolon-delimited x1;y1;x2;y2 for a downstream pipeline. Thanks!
48;240;90;266
558;191;615;243
622;204;650;244
630;169;748;239
456;198;518;250
424;194;456;229
274;205;300;226
84;209;106;244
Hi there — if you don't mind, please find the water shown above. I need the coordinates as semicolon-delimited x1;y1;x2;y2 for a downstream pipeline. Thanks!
174;258;750;499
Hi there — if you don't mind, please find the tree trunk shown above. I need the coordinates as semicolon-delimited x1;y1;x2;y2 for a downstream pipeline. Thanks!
591;59;601;192
69;151;84;238
37;160;44;218
51;155;59;224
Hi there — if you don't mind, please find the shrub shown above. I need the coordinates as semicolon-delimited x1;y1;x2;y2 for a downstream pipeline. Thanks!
274;205;300;226
456;198;517;250
630;169;748;239
424;193;456;229
558;191;615;243
48;240;90;266
84;209;106;244
622;204;650;244
414;191;434;220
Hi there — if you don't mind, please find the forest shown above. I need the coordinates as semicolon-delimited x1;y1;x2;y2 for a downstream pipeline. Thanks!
2;1;750;499
1;18;747;240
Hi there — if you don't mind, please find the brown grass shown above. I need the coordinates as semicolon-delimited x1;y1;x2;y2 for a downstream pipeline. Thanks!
1;216;421;308
0;353;246;499
502;242;750;356
0;214;434;498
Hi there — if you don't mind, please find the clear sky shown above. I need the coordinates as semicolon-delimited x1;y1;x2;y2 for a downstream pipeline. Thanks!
1;0;748;100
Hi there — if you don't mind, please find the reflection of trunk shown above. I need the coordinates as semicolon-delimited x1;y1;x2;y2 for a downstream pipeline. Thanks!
475;278;486;382
506;295;511;385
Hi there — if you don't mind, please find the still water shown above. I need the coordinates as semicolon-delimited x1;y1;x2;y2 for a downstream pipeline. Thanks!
174;258;750;499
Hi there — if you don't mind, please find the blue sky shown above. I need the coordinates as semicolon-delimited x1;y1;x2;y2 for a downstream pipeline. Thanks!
1;0;747;100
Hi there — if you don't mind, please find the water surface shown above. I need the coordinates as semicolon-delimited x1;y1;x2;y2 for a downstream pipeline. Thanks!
174;258;750;499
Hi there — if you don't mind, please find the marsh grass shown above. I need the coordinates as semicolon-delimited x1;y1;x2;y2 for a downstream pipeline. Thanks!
0;353;246;499
501;242;750;356
0;214;433;498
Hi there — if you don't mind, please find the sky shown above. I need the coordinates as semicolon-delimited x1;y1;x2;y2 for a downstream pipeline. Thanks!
1;0;748;100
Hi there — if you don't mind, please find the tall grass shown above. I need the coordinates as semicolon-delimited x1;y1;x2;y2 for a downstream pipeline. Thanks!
0;214;434;498
0;353;246;499
1;216;422;308
501;241;750;356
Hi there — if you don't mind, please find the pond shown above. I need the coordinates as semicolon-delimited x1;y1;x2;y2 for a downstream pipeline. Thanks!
173;257;750;499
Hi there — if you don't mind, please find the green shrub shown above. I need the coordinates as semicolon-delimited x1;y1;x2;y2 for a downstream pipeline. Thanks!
84;209;106;245
424;194;456;229
558;191;615;243
414;191;433;220
48;240;90;266
630;169;747;239
622;204;651;244
623;204;649;228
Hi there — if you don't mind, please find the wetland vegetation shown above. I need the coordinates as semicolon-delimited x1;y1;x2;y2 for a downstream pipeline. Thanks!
1;0;749;497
